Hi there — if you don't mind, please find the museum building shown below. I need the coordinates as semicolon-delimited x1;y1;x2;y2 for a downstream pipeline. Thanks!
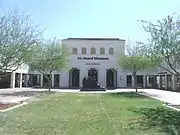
61;38;126;88
1;38;179;91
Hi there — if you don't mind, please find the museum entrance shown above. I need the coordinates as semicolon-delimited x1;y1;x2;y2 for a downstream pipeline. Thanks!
69;68;80;88
106;69;117;88
88;68;98;82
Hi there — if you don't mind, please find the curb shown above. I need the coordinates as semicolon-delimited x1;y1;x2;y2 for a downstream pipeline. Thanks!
163;104;180;112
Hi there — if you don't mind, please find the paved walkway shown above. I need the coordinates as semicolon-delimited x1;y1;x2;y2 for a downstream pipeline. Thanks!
137;89;180;105
0;88;180;105
114;88;180;105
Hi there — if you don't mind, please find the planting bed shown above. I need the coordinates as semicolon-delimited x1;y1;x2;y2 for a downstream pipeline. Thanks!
0;103;20;110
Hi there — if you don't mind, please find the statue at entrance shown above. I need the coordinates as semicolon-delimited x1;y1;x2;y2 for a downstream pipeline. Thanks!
80;76;106;91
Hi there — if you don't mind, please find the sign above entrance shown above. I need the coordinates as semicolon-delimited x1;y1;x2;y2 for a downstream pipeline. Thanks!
77;57;109;60
85;63;100;65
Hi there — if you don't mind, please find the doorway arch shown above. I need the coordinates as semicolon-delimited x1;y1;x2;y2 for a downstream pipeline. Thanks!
69;68;80;88
88;68;98;82
106;68;117;88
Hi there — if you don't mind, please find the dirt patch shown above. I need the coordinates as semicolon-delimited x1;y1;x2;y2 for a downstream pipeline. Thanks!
169;105;180;109
0;103;20;110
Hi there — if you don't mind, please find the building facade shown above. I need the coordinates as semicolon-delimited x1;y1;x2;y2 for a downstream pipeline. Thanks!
61;38;126;88
1;38;179;91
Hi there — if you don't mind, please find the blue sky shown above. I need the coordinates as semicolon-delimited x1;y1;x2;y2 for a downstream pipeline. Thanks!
1;0;180;43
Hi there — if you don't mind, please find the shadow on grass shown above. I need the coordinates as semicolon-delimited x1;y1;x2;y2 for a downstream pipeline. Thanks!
129;106;180;135
107;92;147;99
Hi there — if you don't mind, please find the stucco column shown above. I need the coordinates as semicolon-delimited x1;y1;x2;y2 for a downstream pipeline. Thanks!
59;74;61;88
80;68;87;87
143;75;147;88
40;74;43;87
165;74;168;90
51;74;54;87
98;68;106;87
10;72;15;88
172;75;177;91
25;74;29;87
159;75;162;89
19;73;23;88
60;69;69;88
132;75;135;88
104;69;107;87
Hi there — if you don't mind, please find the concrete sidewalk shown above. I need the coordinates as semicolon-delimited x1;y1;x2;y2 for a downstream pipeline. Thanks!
139;89;180;105
115;88;180;105
0;88;180;105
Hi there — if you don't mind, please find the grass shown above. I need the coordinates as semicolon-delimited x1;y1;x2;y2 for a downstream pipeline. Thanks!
0;92;178;135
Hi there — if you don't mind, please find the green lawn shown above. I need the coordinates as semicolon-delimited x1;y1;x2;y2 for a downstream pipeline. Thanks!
0;92;177;135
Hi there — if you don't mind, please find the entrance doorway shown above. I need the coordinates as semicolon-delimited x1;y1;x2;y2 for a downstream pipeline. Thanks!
69;68;80;88
106;69;114;87
137;75;143;88
127;75;132;87
106;69;117;88
54;74;60;88
88;68;98;82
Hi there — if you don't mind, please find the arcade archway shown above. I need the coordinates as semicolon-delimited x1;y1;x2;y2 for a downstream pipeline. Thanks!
106;69;117;88
88;68;98;82
69;68;80;88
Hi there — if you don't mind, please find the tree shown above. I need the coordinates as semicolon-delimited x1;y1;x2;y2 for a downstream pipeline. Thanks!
140;14;180;77
0;10;43;81
28;38;68;92
119;42;157;92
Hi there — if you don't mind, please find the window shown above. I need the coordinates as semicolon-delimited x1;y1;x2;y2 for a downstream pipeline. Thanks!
72;48;77;54
81;47;87;54
109;47;114;55
100;47;105;55
91;47;96;54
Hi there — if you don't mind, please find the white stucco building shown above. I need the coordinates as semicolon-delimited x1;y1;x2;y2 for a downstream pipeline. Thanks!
61;38;126;88
1;37;179;91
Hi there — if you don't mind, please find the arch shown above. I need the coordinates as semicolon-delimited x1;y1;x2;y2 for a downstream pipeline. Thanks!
91;47;96;54
106;68;117;88
109;47;114;55
100;47;105;55
72;48;77;54
81;47;87;54
88;68;98;82
69;68;80;88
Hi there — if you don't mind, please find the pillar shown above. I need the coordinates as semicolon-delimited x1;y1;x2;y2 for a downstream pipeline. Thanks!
10;72;15;88
143;75;147;88
40;74;43;87
26;74;30;87
132;75;134;88
159;75;162;89
98;68;106;87
80;68;87;87
59;74;61;88
60;69;69;88
51;74;54;87
19;73;23;88
165;74;168;90
172;75;177;91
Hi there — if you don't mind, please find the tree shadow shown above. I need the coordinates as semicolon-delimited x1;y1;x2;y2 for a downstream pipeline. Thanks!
128;106;180;135
0;91;55;97
107;92;147;99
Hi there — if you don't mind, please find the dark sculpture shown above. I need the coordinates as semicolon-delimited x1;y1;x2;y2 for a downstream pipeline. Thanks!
80;76;106;91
